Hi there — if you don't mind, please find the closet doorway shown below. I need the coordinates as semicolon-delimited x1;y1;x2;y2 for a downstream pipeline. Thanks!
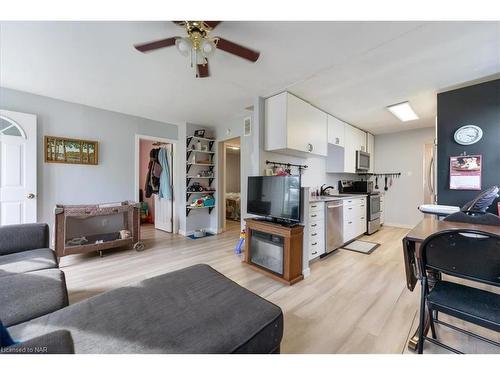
218;137;241;232
135;135;176;234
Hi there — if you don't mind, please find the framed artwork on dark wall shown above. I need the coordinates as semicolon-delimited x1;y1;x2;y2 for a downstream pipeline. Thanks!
449;154;482;190
44;136;99;165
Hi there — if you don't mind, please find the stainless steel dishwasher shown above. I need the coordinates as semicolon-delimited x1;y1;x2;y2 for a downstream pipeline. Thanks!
326;200;344;254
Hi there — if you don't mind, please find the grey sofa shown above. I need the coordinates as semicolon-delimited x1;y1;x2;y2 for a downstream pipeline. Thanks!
1;224;283;354
0;223;69;328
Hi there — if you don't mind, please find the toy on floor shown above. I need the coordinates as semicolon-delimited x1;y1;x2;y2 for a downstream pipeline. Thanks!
234;229;245;255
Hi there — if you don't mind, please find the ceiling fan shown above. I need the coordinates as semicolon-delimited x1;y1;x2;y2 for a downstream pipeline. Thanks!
134;21;260;78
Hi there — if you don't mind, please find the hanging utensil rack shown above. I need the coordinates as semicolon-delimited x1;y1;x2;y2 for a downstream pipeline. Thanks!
265;160;308;174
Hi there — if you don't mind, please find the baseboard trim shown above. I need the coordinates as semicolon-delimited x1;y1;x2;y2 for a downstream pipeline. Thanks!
303;267;311;278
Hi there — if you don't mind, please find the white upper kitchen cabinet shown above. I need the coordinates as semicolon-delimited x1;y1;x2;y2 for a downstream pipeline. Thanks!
328;123;367;174
366;132;375;173
327;115;345;147
265;92;328;157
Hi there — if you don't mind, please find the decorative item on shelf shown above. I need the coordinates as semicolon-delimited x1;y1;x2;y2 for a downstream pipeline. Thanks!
195;140;202;150
188;182;205;192
45;136;98;165
194;129;206;138
201;145;209;152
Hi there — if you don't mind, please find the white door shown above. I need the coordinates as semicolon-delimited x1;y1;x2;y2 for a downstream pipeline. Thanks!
0;110;37;225
154;146;173;232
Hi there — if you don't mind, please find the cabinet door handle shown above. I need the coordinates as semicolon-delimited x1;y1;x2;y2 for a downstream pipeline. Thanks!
312;242;318;246
311;214;317;217
348;207;353;210
311;223;317;227
306;143;313;152
312;251;318;255
311;233;317;236
311;205;317;208
360;205;365;207
335;137;340;144
361;217;365;220
348;221;352;224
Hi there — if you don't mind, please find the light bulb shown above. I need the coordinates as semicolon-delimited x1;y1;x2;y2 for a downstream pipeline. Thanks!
175;37;192;57
200;39;216;58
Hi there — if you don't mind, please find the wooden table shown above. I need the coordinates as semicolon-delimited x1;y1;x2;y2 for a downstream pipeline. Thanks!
403;216;500;351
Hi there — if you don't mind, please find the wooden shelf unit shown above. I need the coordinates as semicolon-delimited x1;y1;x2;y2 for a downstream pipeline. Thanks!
186;135;216;217
244;219;304;285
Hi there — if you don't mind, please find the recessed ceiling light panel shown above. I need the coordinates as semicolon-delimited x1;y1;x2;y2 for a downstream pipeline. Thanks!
386;101;419;122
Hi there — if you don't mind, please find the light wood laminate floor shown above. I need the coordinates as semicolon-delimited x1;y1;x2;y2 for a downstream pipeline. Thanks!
59;224;500;354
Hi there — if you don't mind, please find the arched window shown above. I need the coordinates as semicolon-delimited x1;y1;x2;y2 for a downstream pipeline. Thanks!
0;115;26;138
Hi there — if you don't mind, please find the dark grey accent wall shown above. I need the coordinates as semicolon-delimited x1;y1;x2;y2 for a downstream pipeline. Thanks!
437;79;500;213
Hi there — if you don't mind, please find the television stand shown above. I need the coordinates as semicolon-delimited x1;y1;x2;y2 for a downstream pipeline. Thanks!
254;217;299;228
243;219;304;285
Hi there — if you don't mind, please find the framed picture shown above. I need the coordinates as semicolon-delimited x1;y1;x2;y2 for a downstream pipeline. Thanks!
194;129;206;138
44;136;99;165
449;154;482;190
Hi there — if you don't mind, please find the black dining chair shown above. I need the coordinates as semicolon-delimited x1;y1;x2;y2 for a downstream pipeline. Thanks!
418;229;500;354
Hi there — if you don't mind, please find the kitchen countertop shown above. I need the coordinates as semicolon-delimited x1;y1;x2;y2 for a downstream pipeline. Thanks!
309;194;368;203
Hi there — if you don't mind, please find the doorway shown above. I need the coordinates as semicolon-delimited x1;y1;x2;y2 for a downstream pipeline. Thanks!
0;110;37;225
423;142;436;205
135;135;176;234
218;137;241;232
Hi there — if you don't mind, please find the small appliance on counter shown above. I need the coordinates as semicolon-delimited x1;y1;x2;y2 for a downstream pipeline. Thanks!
339;180;381;234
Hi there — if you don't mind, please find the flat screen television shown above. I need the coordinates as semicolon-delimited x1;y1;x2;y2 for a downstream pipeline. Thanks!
247;176;301;222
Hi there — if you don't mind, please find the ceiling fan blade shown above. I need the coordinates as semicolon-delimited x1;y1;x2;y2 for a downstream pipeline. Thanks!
204;21;221;29
215;37;260;62
197;62;210;78
134;37;177;53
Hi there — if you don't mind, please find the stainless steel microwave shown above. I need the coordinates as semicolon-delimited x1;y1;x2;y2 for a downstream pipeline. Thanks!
356;150;370;171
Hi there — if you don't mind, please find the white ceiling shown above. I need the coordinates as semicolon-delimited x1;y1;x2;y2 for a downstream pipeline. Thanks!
1;21;499;134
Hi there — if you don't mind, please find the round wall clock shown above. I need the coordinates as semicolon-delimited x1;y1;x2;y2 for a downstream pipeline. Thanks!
454;125;483;145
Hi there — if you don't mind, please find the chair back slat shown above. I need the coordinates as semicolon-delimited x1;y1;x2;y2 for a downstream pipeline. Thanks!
420;229;500;287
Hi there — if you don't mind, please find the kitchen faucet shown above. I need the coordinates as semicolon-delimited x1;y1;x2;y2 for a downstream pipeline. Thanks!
320;184;334;196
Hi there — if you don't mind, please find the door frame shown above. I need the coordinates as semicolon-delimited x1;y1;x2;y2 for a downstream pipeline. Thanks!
134;134;178;234
217;137;241;232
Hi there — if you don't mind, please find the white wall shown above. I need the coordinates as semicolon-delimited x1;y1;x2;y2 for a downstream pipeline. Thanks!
374;126;435;228
0;87;179;230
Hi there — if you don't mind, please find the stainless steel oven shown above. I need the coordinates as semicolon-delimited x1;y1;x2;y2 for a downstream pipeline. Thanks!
367;193;381;234
356;151;370;172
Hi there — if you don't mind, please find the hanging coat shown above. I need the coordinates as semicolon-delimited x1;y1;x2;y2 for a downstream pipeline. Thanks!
158;147;172;199
145;148;161;198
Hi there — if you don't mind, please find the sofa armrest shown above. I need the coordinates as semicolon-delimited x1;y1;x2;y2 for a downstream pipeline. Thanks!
0;223;50;255
0;330;74;354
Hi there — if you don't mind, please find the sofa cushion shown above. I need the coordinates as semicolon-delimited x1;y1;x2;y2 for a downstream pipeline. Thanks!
0;319;17;347
0;223;49;255
9;264;283;354
0;248;57;277
0;269;69;327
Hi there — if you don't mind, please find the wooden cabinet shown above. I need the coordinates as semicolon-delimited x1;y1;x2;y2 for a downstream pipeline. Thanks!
343;197;367;242
327;115;345;147
366;132;375;173
244;219;304;285
265;92;327;157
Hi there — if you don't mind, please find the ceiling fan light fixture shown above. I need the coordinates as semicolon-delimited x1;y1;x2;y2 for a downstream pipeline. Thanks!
175;37;192;56
200;39;216;58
